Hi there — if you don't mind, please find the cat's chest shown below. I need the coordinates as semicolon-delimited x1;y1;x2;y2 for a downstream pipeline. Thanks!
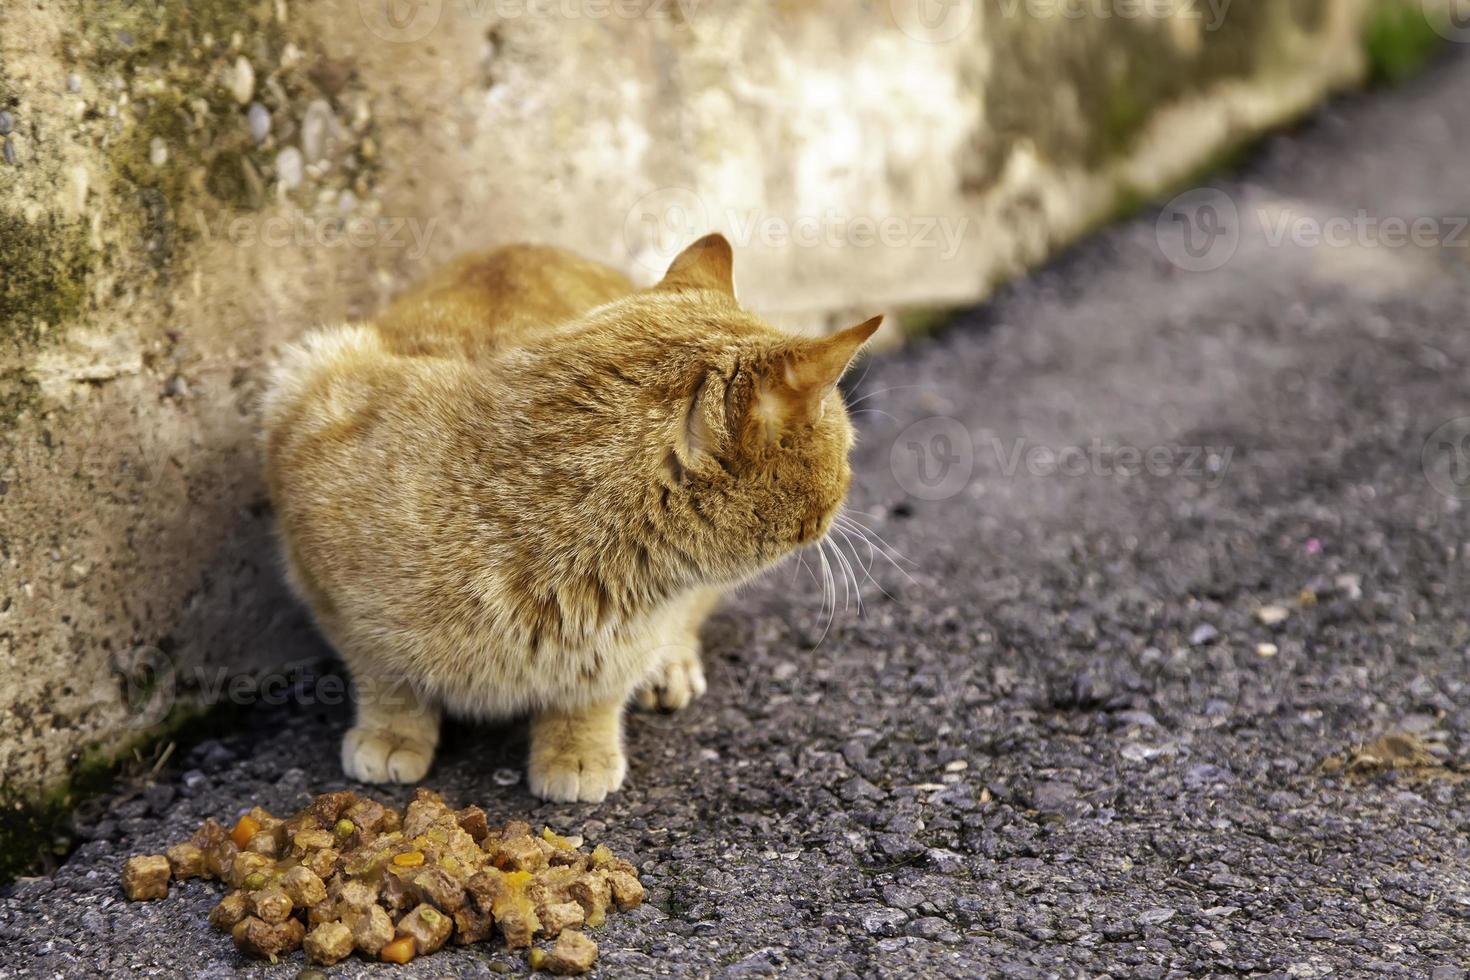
418;597;664;715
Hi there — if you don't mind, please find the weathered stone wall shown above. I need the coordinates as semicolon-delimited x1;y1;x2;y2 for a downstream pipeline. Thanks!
0;0;1452;808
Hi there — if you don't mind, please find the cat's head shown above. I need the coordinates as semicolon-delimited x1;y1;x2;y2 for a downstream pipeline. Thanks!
605;234;880;584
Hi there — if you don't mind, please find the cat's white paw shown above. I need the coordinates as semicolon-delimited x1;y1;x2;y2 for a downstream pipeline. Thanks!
527;746;628;803
635;652;707;712
342;725;435;784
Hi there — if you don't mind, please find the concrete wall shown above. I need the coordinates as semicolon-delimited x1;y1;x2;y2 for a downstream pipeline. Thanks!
0;0;1451;805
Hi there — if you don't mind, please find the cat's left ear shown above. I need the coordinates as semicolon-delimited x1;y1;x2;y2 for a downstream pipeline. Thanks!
754;315;884;430
657;233;735;296
784;315;884;397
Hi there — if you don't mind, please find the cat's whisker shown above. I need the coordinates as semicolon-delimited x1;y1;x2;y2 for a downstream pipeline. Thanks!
829;531;866;616
844;383;932;409
847;408;899;424
823;536;850;613
829;521;871;576
835;514;918;587
836;513;917;572
822;537;852;613
831;522;897;605
789;548;819;589
833;522;892;599
811;542;838;650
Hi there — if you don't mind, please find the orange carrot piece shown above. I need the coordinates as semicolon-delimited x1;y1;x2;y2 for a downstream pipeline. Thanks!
380;936;415;964
230;814;262;850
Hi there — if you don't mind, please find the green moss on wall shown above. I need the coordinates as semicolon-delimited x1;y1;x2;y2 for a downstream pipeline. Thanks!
0;213;94;349
73;0;284;253
971;0;1333;187
0;697;241;884
1363;3;1445;83
68;0;378;259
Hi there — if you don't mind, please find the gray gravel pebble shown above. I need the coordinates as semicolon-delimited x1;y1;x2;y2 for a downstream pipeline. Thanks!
246;101;271;144
274;145;303;190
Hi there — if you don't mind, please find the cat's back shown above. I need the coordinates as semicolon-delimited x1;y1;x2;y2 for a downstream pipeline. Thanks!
372;244;634;359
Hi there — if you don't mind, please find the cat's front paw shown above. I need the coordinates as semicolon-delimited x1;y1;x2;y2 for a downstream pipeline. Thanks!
342;725;435;784
527;745;628;803
634;651;707;712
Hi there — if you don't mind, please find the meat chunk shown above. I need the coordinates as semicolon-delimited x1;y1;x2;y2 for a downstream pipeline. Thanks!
306;790;359;827
190;817;227;850
492;834;548;873
403;797;454;839
568;872;612;927
165;842;205;880
231;916;305;960
306;900;337;927
344;796;394;835
334;877;380;914
281;865;327;907
549;848;589;871
397;903;453;955
412;866;466;912
208;890;250;931
451;903;494;944
292;828;335;853
455;805;490;841
303;920;354;966
228;850;273;890
532;930;599;975
381;867;415;913
250;885;293;924
121;855;171;901
244;831;281;858
349;904;395;955
468;868;541;948
538;901;586;938
607;870;644;910
300;846;340;880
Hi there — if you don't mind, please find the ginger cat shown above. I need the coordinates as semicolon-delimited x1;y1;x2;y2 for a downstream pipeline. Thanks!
262;234;879;802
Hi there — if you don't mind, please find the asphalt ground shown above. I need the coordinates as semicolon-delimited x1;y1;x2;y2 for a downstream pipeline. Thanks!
5;47;1470;980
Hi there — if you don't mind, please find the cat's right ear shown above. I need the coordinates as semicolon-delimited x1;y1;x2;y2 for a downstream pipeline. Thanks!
656;233;735;297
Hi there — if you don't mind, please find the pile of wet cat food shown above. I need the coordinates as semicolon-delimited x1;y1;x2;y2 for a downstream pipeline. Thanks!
121;788;642;973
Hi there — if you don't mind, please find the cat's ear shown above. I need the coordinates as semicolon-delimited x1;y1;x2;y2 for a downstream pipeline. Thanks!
657;233;735;296
753;315;883;430
784;316;883;395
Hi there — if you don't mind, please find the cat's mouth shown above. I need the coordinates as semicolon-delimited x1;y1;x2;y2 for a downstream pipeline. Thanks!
796;510;837;546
